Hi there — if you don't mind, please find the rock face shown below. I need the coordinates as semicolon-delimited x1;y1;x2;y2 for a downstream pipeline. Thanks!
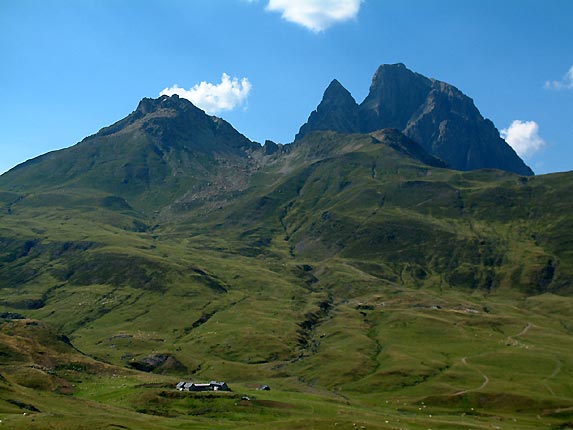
296;63;534;176
360;63;433;131
295;79;361;140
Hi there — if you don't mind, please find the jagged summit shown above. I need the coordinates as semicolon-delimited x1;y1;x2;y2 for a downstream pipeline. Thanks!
135;94;191;114
130;94;212;120
295;79;360;140
98;95;204;135
296;64;534;176
320;79;356;108
361;63;434;131
323;78;352;97
95;95;256;153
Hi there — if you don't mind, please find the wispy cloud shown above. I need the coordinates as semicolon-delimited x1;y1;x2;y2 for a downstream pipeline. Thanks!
266;0;363;33
160;73;252;115
544;65;573;90
501;120;547;158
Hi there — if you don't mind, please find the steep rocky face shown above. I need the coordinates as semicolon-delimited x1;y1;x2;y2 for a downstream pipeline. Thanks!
295;79;361;140
296;64;534;176
360;63;433;131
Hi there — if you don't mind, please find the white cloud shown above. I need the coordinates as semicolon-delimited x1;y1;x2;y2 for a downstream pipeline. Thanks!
501;120;547;158
266;0;363;33
544;65;573;90
160;73;252;115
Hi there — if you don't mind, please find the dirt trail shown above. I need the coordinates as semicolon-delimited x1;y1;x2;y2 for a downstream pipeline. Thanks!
452;356;490;396
555;406;573;413
548;358;563;379
543;357;562;397
505;322;533;348
452;323;532;396
512;322;532;339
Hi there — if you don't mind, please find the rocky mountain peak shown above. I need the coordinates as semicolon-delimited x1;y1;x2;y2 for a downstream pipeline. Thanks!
134;94;202;117
95;95;202;138
296;63;534;176
323;79;354;100
295;79;360;140
361;63;433;131
95;95;256;154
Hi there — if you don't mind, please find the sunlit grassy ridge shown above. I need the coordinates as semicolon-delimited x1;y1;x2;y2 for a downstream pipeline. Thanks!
0;129;572;428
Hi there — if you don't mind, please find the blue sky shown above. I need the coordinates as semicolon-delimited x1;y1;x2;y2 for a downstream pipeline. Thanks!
1;0;572;175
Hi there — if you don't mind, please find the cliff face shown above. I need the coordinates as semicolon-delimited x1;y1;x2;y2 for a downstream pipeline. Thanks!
360;63;434;131
295;79;361;140
296;63;534;176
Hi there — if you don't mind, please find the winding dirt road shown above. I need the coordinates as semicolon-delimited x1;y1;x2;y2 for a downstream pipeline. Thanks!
452;356;490;396
451;322;532;396
507;322;532;343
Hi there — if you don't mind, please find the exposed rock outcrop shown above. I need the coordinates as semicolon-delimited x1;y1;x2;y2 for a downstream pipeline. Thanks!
296;63;534;175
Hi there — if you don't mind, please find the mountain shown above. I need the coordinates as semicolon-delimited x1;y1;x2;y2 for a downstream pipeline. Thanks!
1;90;573;429
296;63;534;176
0;95;259;213
295;79;361;140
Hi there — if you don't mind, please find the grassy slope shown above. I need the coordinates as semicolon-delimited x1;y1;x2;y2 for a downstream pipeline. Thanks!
1;130;573;428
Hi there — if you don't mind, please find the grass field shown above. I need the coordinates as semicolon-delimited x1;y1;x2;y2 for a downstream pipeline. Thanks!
1;278;572;429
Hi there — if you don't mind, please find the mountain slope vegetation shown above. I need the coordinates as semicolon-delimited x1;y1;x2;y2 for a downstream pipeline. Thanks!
0;81;572;429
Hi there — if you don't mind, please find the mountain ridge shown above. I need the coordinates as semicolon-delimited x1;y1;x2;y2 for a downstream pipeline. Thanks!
1;68;573;429
3;64;535;183
0;94;262;213
296;63;534;176
0;91;451;217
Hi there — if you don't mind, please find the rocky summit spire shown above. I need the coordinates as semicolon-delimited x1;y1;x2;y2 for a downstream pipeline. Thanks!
295;79;360;141
296;64;534;175
360;63;433;131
